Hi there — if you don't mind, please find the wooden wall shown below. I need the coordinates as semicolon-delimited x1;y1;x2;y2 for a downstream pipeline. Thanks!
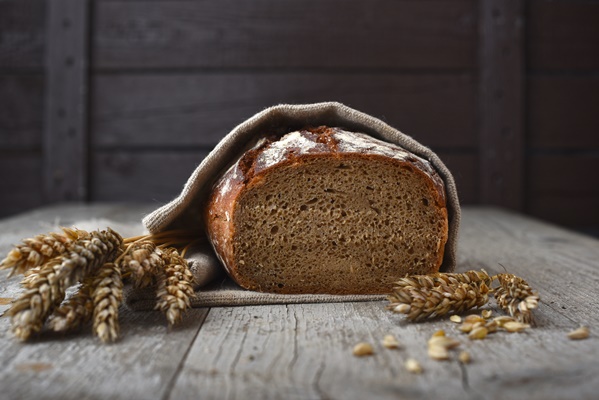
0;0;598;235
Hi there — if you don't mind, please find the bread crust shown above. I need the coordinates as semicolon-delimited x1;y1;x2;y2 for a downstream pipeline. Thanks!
204;127;448;293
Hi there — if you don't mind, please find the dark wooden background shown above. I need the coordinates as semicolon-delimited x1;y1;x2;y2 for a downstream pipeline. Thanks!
1;0;598;235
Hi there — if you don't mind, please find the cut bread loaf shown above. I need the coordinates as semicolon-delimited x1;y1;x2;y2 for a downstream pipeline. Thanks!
204;126;448;294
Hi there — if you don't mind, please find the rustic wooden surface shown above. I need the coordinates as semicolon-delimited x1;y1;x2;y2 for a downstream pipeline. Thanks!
0;203;598;400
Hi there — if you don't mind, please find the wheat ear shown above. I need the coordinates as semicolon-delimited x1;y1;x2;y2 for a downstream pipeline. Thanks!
388;270;492;321
5;261;67;340
92;262;123;343
118;240;165;288
155;248;195;326
493;273;539;324
47;280;94;332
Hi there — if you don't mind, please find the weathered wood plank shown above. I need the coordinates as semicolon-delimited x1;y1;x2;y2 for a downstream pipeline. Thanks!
91;73;477;149
170;302;468;400
0;74;44;149
43;0;91;202
528;195;599;231
528;155;599;229
529;0;599;70
478;0;525;210
529;155;599;197
0;0;45;70
91;150;209;202
529;76;599;149
439;153;478;204
1;205;599;399
169;207;599;400
93;0;476;69
0;152;43;219
458;208;599;399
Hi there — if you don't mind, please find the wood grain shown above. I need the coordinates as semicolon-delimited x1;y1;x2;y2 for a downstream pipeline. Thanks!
91;73;477;149
528;155;599;228
0;0;45;70
43;0;91;203
91;150;209;202
529;0;599;70
478;0;525;210
0;75;44;149
1;205;598;399
457;208;599;400
529;155;599;197
0;152;43;218
169;208;599;400
93;0;476;70
529;76;599;149
439;153;478;204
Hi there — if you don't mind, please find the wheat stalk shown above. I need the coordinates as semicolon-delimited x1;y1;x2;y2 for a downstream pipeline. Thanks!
155;248;195;326
388;270;491;321
92;262;123;343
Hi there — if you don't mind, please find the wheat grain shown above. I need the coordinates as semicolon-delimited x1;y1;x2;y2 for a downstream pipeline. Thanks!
353;342;374;356
428;336;460;349
502;321;530;333
382;334;400;349
468;327;488;340
405;358;423;373
567;326;590;340
91;262;123;343
458;351;471;364
428;345;449;360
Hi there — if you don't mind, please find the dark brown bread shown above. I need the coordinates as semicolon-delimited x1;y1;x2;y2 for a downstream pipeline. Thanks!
204;127;448;294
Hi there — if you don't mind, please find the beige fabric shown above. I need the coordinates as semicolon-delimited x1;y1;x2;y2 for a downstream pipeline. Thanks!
136;102;460;308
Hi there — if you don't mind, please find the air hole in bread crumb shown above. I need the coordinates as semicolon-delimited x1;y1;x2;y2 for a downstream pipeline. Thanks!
271;226;279;234
422;198;429;206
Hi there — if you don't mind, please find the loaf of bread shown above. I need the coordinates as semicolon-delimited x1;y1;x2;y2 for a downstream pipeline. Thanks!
204;126;448;294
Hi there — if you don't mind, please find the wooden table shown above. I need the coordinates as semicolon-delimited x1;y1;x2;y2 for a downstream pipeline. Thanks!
0;204;598;400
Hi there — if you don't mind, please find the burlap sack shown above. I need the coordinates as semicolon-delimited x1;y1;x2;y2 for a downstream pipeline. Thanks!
127;102;460;310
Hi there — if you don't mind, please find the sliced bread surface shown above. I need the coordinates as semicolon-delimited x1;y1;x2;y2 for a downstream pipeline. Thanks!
205;127;448;294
